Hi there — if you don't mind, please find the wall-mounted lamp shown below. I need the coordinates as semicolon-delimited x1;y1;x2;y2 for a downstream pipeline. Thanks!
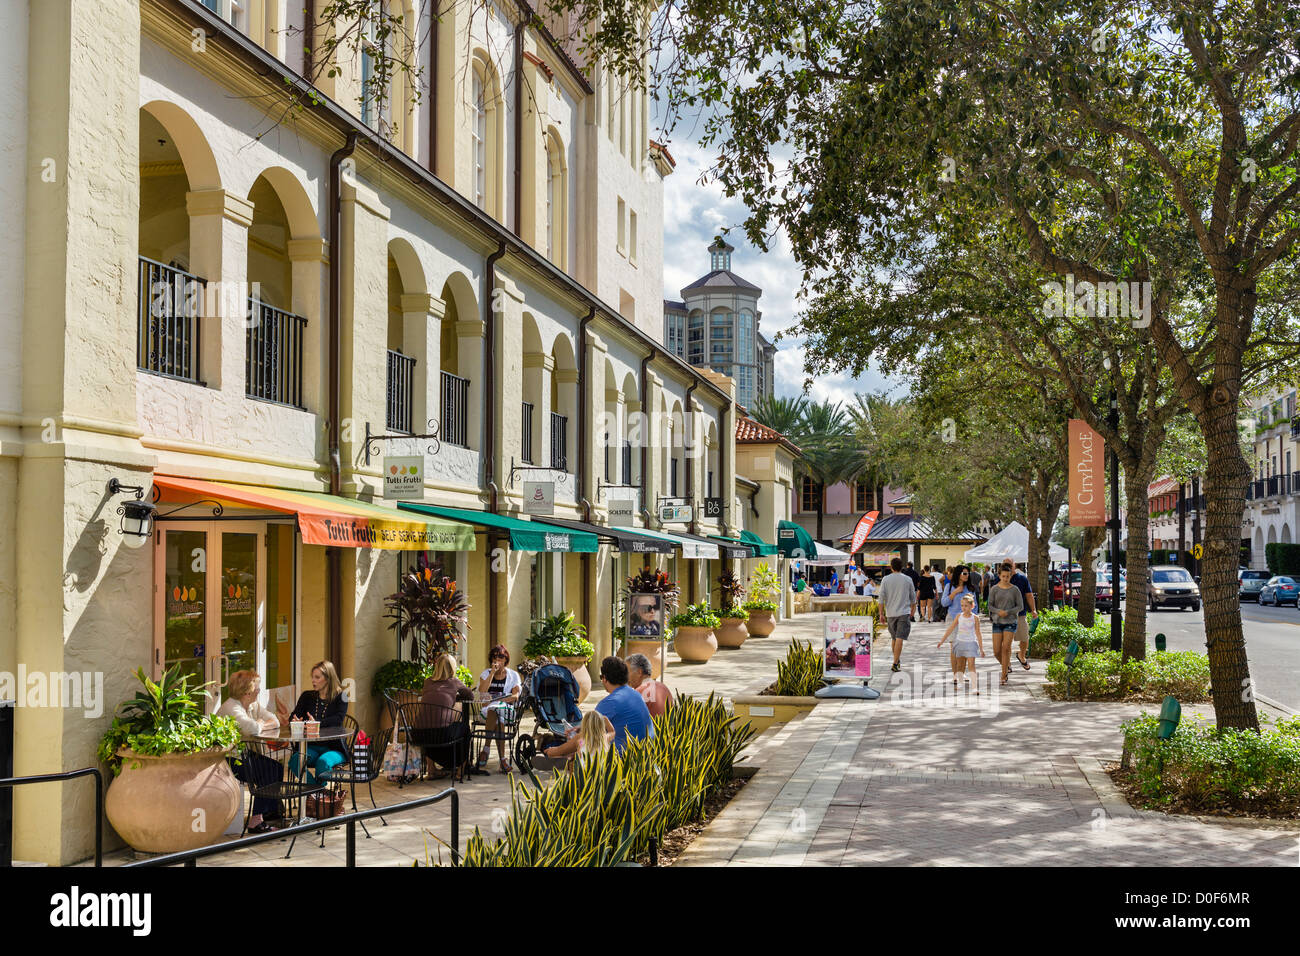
107;478;156;549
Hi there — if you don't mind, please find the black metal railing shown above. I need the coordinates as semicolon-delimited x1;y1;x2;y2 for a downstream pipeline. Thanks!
0;767;103;867
522;402;534;463
550;412;568;471
622;441;633;486
441;370;470;447
387;349;417;433
138;256;204;383
124;787;459;867
246;299;307;408
1291;416;1300;440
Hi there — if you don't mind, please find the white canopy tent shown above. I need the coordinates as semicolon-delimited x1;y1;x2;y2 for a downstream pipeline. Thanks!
963;521;1069;564
792;542;855;567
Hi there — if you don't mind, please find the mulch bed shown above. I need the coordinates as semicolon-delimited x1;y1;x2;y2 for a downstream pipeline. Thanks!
1103;761;1300;821
636;773;750;866
1045;686;1213;703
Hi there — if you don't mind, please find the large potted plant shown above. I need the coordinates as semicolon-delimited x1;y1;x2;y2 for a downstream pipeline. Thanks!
99;665;242;854
524;611;596;702
371;658;434;731
715;569;749;647
619;566;680;678
669;602;721;663
384;564;470;665
744;563;781;637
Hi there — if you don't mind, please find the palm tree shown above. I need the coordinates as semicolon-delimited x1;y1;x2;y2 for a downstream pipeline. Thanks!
750;394;810;442
799;400;861;542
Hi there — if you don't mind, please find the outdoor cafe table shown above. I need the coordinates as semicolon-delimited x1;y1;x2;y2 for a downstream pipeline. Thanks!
246;725;352;824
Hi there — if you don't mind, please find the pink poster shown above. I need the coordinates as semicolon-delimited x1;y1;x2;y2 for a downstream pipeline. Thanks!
824;615;873;680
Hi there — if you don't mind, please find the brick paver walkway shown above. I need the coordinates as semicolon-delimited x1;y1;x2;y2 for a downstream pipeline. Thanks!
678;614;1300;867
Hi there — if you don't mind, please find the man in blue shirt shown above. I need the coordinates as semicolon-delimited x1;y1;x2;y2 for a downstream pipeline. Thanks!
1003;561;1038;671
544;656;654;758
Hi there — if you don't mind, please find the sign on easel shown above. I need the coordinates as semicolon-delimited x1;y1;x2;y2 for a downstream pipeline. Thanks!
824;615;873;679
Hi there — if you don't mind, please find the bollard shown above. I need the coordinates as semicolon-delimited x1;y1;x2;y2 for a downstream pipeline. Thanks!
1155;632;1167;652
1063;640;1080;699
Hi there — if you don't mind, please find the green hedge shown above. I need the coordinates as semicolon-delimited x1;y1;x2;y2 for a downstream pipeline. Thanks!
1121;714;1300;813
454;693;755;866
1045;650;1211;701
1265;542;1300;575
1027;607;1111;659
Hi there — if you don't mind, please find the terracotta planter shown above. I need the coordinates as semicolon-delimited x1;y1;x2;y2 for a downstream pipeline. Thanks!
556;655;592;703
672;625;718;663
746;609;777;637
622;639;667;679
105;747;240;854
715;617;749;648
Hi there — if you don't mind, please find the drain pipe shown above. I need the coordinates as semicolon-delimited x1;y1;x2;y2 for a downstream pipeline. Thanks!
576;307;595;645
639;347;655;526
512;18;524;236
685;382;698;535
429;1;438;172
326;131;358;667
485;240;508;651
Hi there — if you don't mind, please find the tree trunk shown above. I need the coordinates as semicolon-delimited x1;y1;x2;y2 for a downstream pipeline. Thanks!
1122;476;1153;663
1076;524;1106;627
1200;399;1258;731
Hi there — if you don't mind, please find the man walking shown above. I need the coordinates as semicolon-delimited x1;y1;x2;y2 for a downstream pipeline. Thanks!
879;557;918;672
1006;561;1038;670
852;564;866;596
903;561;922;621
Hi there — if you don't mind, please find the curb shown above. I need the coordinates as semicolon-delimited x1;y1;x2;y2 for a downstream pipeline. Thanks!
1073;755;1140;820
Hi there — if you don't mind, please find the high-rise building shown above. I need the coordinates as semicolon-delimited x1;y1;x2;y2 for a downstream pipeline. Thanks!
664;239;775;409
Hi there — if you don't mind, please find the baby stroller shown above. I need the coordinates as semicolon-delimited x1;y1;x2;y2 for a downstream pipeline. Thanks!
512;662;582;772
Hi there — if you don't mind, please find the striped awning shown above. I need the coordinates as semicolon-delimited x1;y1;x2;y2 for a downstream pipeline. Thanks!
397;504;598;553
151;476;477;551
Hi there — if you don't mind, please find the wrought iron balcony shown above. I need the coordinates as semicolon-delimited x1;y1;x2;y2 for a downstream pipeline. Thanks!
521;401;534;463
246;300;307;408
440;370;469;448
387;349;416;433
549;412;568;471
137;256;204;384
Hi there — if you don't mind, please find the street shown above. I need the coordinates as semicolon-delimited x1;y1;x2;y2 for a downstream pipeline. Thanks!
1139;602;1300;715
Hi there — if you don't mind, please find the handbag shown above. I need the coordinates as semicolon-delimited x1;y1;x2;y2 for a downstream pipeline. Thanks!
382;740;424;781
306;787;346;819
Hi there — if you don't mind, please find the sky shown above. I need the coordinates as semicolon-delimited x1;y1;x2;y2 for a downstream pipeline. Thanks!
657;128;905;408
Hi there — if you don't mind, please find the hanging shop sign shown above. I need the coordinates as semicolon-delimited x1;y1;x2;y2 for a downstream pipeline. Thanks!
659;504;693;524
702;497;724;520
523;480;555;515
383;456;424;500
608;499;635;526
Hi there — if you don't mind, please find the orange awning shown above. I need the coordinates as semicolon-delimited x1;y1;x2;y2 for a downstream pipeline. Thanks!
152;476;476;551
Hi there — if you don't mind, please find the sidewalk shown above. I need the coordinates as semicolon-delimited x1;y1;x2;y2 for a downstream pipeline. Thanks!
677;613;1300;867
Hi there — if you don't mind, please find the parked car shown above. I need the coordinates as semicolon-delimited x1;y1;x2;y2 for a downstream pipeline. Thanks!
1148;565;1201;612
1259;576;1299;607
1095;572;1126;612
1238;569;1271;602
1051;569;1124;609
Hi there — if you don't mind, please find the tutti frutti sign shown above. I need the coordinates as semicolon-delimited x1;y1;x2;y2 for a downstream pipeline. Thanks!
383;456;424;499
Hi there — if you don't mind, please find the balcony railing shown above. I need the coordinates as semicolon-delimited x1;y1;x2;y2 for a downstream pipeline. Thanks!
521;402;534;463
1246;474;1300;501
387;349;416;433
1291;416;1300;440
622;441;633;486
246;300;307;408
138;256;204;384
441;370;469;448
550;412;568;471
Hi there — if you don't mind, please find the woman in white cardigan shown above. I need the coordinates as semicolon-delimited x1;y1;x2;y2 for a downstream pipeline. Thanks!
217;670;282;832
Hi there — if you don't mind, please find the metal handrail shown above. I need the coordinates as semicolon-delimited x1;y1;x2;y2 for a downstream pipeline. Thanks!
0;767;103;867
125;787;459;867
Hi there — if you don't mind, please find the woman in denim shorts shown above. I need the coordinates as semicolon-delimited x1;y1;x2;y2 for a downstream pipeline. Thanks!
987;563;1025;685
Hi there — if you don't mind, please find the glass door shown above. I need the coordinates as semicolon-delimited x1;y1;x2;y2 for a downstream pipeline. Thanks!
159;528;209;691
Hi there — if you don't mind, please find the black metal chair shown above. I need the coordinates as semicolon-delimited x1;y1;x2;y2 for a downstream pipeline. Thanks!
383;688;420;727
470;697;522;776
319;718;389;839
239;739;325;859
395;701;471;786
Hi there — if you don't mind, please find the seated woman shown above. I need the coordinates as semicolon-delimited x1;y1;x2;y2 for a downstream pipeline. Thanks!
217;670;282;833
475;644;521;773
416;653;474;777
281;660;348;782
625;653;673;719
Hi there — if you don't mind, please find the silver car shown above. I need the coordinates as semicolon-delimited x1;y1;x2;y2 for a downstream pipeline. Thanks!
1239;569;1270;602
1149;565;1201;612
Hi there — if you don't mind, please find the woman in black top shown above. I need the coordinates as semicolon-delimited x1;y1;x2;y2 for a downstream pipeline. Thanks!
282;660;348;781
917;566;937;622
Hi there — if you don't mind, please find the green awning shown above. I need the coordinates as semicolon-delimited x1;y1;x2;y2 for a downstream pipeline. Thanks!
709;534;758;559
737;529;779;557
397;504;598;553
777;520;818;559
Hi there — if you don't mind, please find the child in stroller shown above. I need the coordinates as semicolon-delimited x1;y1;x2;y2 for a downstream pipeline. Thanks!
512;662;583;772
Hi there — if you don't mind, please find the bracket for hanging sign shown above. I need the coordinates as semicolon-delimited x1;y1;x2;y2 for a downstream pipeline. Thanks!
596;479;639;500
507;457;572;488
363;420;441;466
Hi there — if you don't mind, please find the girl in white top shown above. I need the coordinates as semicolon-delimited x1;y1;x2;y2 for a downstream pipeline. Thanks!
937;594;986;691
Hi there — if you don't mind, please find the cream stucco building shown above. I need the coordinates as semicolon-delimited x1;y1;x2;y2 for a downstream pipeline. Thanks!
0;0;799;864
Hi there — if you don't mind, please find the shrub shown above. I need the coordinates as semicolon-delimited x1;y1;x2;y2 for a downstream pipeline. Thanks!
669;602;721;629
718;606;749;619
524;611;594;660
455;665;474;687
1265;542;1300;575
775;640;825;697
1045;650;1211;701
747;563;781;603
1028;607;1110;659
1121;713;1300;813
372;658;432;698
454;693;755;865
742;598;778;612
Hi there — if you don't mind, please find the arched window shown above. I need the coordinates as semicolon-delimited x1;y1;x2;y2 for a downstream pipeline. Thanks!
471;65;487;210
544;130;566;268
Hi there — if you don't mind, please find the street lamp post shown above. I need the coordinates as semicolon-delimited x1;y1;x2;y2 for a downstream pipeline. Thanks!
1104;360;1122;652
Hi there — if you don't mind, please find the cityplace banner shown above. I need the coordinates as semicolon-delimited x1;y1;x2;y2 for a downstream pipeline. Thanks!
1068;419;1106;526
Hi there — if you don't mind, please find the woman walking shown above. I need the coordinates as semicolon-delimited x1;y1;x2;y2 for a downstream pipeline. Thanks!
917;565;936;622
988;561;1026;685
940;566;980;671
937;593;985;690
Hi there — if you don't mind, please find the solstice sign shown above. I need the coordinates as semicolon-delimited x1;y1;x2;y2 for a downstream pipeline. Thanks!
1068;419;1105;526
384;456;424;500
